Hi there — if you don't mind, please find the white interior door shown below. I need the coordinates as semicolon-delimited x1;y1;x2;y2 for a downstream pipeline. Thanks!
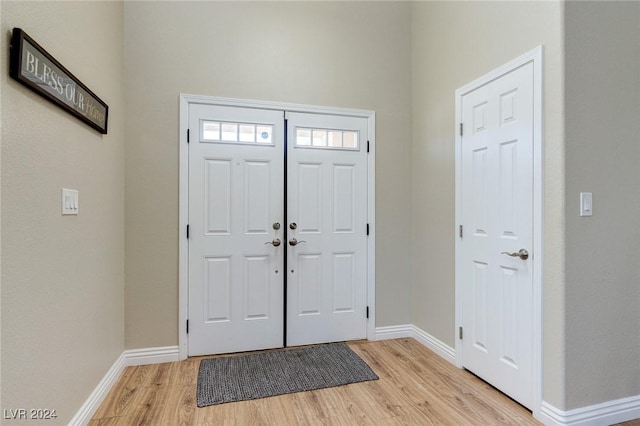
459;62;534;409
188;104;284;356
286;112;369;346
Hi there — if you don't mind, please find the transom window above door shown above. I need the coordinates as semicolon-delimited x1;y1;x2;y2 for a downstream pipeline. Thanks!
295;127;359;150
201;120;274;145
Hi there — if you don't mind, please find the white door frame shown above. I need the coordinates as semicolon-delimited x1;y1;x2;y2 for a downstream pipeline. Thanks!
178;94;376;360
454;46;543;416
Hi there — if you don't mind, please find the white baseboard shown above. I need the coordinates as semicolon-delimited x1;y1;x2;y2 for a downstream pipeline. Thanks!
410;325;456;365
539;395;640;426
68;352;126;426
69;346;180;425
124;345;180;367
374;324;456;365
373;324;414;340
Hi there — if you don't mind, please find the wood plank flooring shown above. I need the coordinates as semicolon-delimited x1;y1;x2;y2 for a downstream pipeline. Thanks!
89;338;544;425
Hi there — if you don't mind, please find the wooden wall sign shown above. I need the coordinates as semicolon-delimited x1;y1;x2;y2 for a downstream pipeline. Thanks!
9;28;109;134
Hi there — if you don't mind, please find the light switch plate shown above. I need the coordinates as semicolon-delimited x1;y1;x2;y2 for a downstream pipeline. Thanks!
580;192;592;217
62;189;79;215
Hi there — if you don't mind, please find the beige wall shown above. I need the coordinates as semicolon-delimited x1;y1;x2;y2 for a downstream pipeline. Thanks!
410;1;566;407
124;1;413;348
564;1;640;409
1;2;125;423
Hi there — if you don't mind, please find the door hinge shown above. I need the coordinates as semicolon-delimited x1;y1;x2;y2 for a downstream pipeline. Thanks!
186;320;189;334
367;140;370;153
366;306;369;319
187;128;190;143
459;225;463;238
366;223;370;236
459;123;463;137
459;326;463;340
186;224;190;239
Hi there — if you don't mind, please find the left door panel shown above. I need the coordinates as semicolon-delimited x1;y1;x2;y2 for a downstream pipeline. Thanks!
188;104;284;356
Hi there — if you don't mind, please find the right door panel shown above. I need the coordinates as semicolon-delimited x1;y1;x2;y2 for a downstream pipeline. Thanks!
286;112;369;346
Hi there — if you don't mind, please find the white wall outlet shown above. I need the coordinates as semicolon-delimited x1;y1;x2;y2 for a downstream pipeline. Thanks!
62;189;79;215
580;192;592;217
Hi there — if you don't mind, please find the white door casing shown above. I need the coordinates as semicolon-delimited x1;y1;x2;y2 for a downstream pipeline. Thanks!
455;46;543;414
179;96;376;358
286;112;369;346
187;104;285;356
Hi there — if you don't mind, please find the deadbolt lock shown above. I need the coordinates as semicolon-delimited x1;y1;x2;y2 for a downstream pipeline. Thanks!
273;222;281;230
289;222;297;230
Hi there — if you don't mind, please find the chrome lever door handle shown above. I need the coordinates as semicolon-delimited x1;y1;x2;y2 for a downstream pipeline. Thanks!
501;249;529;260
289;238;306;246
265;239;281;247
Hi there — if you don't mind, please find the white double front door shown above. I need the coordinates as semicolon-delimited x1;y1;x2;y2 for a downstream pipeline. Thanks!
188;104;369;356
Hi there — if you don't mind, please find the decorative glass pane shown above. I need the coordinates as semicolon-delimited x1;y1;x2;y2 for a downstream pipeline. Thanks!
296;128;311;146
203;121;220;140
239;124;255;142
343;131;358;148
256;125;273;144
221;123;238;141
202;121;273;145
295;127;359;150
328;131;342;147
312;129;327;147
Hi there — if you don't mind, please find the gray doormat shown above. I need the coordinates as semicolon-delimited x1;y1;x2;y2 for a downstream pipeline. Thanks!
197;342;379;407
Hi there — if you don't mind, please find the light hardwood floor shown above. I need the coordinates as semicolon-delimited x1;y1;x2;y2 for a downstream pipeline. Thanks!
88;338;637;425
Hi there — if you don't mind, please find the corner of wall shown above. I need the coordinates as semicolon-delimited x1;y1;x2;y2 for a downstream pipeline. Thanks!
563;0;640;410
